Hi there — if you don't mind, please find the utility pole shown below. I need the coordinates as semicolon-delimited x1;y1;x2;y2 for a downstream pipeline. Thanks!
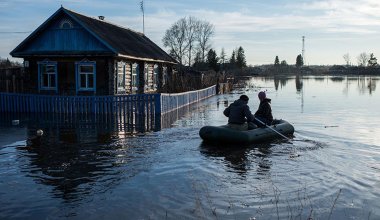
140;1;145;35
302;36;305;65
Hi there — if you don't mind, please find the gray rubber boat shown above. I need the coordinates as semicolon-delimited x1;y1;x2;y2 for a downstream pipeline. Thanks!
199;119;294;144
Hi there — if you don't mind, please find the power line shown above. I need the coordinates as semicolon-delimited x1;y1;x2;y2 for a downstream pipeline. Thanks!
0;31;32;34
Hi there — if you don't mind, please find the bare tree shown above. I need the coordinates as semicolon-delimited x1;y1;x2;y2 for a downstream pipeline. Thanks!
162;18;188;65
357;52;369;67
196;21;214;62
343;53;350;66
163;17;214;67
184;17;200;66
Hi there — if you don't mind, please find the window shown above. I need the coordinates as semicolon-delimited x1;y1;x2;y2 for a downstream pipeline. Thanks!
132;63;139;91
117;62;125;92
59;19;74;29
76;61;96;93
153;64;159;89
162;66;168;86
144;63;149;90
38;61;57;91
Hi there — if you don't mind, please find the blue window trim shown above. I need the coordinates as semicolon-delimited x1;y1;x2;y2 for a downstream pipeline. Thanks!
37;60;58;93
75;61;96;94
117;62;126;93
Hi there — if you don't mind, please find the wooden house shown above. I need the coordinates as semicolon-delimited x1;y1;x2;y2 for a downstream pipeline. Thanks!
10;7;177;95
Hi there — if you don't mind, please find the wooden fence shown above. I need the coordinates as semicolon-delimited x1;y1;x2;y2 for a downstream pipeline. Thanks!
0;67;25;93
160;85;216;114
0;85;216;132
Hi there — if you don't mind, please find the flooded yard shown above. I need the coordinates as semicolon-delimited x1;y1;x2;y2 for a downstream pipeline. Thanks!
1;75;379;219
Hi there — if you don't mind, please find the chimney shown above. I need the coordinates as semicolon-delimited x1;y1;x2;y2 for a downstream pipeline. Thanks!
98;16;105;20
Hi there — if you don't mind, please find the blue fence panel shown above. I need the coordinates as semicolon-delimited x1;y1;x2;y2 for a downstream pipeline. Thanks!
0;85;216;127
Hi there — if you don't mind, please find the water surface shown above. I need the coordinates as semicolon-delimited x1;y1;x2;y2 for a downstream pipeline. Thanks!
0;75;379;219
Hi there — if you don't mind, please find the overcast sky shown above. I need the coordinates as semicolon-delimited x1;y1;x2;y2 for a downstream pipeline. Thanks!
1;0;379;65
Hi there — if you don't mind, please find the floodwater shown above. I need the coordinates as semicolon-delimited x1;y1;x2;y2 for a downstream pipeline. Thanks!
0;75;379;220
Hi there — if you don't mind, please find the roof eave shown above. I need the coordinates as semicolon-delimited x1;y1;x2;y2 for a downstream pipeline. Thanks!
117;54;178;65
12;52;116;58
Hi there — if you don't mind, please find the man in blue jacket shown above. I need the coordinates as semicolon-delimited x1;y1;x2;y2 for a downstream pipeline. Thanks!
223;95;256;130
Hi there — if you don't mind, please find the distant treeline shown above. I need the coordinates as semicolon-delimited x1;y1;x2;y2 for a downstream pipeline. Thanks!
0;57;22;69
241;65;380;76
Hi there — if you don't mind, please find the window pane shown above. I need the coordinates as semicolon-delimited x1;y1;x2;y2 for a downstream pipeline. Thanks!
80;65;93;73
132;75;136;87
153;72;157;85
88;74;94;88
41;65;47;74
132;64;138;87
42;74;48;87
80;74;86;88
46;65;55;73
118;74;124;88
135;75;139;86
40;63;57;89
163;72;167;86
50;74;56;87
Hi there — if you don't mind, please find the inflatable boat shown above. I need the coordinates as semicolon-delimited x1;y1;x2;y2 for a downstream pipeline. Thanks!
199;119;294;144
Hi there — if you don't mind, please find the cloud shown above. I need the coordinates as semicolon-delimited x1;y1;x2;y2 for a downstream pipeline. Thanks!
1;0;379;64
100;0;380;64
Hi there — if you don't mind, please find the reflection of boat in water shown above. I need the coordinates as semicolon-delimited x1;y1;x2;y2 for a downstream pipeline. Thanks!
199;119;294;144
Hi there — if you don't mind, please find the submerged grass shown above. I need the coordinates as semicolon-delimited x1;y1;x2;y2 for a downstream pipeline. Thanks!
185;167;376;220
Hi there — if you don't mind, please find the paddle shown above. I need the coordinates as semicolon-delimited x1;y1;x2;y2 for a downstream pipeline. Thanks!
254;117;292;141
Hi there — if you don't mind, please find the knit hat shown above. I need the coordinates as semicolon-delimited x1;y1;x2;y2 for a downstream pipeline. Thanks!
258;91;266;100
240;95;249;101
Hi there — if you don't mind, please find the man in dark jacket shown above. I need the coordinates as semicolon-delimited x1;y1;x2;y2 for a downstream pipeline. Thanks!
253;91;273;127
223;95;256;130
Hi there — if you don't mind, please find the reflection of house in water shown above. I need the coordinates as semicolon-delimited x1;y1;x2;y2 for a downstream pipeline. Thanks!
21;105;198;145
19;133;152;202
4;112;163;202
8;99;205;202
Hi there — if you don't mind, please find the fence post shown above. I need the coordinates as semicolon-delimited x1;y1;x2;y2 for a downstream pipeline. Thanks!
154;93;161;131
154;93;161;115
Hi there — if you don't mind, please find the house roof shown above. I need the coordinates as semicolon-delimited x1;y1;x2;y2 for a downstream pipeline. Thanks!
10;7;177;64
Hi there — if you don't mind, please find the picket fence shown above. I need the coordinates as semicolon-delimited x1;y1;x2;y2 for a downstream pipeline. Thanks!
0;86;216;129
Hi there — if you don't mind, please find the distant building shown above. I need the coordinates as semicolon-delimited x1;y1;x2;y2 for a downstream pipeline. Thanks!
10;7;177;95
